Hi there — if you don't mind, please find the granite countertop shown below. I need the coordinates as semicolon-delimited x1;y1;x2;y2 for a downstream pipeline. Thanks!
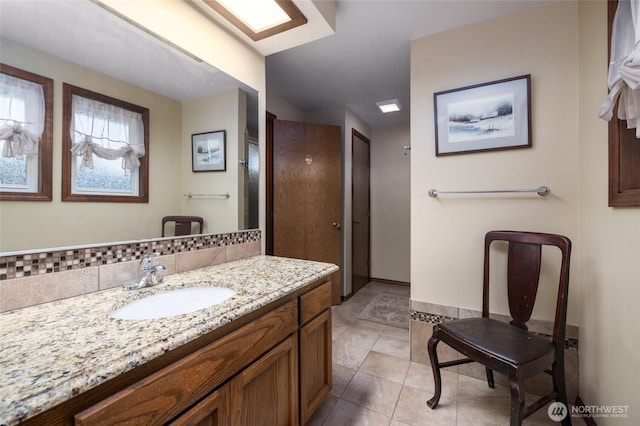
0;255;338;426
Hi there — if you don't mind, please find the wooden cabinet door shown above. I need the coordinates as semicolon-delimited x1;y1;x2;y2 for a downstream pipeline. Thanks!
230;335;299;426
169;384;230;426
299;309;332;425
74;301;298;426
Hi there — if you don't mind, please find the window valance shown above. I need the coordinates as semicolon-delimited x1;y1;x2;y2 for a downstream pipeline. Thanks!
70;94;145;173
0;72;45;159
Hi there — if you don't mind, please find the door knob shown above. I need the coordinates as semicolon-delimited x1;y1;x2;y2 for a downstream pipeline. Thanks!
332;222;341;229
353;219;360;224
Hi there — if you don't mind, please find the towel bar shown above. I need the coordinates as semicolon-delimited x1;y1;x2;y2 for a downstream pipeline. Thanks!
428;186;550;198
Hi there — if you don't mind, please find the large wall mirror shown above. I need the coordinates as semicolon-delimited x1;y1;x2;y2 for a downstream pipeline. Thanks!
0;0;259;253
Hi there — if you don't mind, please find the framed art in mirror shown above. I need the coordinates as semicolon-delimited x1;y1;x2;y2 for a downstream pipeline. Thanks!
192;130;226;172
0;63;53;201
434;74;531;156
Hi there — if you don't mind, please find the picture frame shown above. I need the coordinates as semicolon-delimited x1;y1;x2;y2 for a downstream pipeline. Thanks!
434;74;531;156
192;130;226;172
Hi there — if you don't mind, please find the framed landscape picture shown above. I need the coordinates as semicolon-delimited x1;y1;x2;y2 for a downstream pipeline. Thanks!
192;130;226;172
434;75;531;156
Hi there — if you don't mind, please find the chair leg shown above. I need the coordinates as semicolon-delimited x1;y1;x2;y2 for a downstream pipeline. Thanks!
485;367;495;388
552;358;572;426
508;374;525;426
426;334;442;409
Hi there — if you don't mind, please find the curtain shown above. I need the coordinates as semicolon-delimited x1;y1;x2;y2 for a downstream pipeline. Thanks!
70;94;145;173
0;73;45;159
598;0;640;138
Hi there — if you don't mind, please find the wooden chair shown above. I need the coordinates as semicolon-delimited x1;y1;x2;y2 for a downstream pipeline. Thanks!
161;216;204;237
426;230;572;426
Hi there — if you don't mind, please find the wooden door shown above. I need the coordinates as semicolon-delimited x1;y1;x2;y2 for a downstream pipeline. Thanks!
230;335;298;426
273;120;342;303
351;130;370;294
266;112;276;254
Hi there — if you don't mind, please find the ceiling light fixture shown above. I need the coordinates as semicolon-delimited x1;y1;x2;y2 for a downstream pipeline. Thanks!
200;0;307;41
376;99;402;113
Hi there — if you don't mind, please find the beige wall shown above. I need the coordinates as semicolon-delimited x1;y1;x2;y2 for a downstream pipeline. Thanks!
181;89;246;234
370;122;410;283
411;1;580;324
266;92;306;122
0;39;183;252
577;1;640;421
100;0;268;238
411;1;640;422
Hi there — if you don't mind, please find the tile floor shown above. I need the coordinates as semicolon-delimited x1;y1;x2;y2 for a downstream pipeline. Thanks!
306;281;558;425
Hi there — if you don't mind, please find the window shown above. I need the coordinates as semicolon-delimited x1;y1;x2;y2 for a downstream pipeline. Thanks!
62;84;149;202
607;0;640;207
0;64;53;201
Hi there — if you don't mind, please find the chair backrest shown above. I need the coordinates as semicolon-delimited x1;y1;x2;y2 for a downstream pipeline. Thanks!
483;231;572;343
162;216;204;237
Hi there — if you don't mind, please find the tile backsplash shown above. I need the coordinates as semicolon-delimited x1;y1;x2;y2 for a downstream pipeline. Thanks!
0;230;261;312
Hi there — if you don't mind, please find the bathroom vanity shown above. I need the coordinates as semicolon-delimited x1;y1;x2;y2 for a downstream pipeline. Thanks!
0;255;338;426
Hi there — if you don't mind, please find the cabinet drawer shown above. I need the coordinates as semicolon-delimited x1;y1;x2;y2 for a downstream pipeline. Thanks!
299;280;332;325
75;300;298;426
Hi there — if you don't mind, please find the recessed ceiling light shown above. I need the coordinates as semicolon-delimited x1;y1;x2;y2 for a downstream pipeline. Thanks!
216;0;290;32
199;0;307;41
376;99;402;113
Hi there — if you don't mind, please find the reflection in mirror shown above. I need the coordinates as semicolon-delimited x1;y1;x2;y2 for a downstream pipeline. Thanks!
0;0;259;253
61;83;150;202
0;63;53;201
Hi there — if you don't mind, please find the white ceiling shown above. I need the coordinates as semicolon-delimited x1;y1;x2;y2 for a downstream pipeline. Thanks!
0;0;255;102
267;0;549;128
188;0;337;56
0;0;549;131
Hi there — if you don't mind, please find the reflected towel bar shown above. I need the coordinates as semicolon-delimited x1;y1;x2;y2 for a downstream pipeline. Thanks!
428;186;550;198
183;192;230;199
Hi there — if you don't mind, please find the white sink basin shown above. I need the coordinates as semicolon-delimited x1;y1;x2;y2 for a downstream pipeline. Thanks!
111;286;235;320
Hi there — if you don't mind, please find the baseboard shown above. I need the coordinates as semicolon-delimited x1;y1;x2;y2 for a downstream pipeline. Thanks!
370;277;410;287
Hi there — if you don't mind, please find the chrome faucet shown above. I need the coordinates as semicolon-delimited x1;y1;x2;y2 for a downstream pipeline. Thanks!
123;252;167;290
